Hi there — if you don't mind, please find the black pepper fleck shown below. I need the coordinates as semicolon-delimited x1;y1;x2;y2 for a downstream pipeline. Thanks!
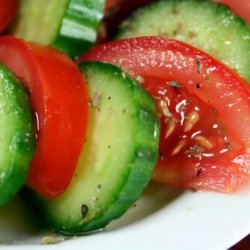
81;204;89;219
188;187;197;192
196;83;201;89
211;108;217;114
196;168;203;177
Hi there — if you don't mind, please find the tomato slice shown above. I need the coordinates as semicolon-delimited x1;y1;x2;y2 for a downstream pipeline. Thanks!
105;0;121;11
0;36;88;198
0;0;19;32
217;0;250;26
80;37;250;192
98;0;156;43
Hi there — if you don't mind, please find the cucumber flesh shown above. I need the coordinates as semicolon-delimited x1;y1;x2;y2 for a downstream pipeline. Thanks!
26;62;159;234
0;64;36;207
11;0;69;45
11;0;105;58
116;0;250;82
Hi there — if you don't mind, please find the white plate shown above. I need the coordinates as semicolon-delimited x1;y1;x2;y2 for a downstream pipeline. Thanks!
0;181;249;250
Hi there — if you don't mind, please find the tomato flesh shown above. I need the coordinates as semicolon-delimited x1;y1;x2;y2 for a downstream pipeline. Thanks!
148;76;243;191
80;37;250;192
0;0;19;32
0;36;88;198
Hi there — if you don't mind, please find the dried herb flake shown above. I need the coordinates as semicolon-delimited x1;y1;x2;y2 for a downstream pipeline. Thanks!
225;142;231;150
41;236;62;245
88;92;101;109
196;59;202;74
168;80;183;89
186;145;204;160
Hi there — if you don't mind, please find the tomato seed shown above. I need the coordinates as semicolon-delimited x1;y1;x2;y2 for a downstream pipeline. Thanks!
168;80;182;89
171;139;186;155
157;98;172;117
165;117;176;139
194;136;213;150
135;75;145;84
184;111;199;132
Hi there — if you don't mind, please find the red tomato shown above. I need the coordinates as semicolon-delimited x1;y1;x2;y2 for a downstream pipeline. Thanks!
105;0;122;11
98;0;157;43
217;0;250;26
105;0;156;13
0;36;88;198
0;0;19;32
80;37;250;192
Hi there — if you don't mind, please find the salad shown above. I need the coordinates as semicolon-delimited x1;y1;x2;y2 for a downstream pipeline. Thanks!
0;0;249;245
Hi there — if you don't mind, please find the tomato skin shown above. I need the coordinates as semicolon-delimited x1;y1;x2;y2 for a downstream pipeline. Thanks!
0;36;88;198
80;37;250;192
105;0;155;13
105;0;122;11
217;0;250;25
0;0;19;32
98;0;157;43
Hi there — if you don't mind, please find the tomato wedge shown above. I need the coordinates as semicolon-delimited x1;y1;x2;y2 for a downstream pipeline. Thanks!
0;0;19;32
98;0;156;43
0;36;88;198
80;37;250;192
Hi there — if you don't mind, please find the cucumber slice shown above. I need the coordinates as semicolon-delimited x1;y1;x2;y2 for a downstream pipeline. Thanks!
26;62;159;234
11;0;105;58
116;0;250;82
0;64;35;207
